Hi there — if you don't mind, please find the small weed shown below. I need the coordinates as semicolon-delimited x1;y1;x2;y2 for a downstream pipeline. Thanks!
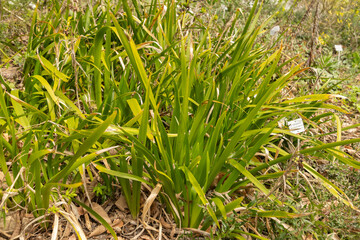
93;183;112;204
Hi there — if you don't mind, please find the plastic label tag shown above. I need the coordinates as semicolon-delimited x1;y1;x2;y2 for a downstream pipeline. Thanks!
334;45;343;52
270;26;280;36
288;118;305;134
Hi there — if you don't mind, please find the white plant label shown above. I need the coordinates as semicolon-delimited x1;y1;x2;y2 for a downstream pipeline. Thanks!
270;26;280;36
334;45;343;52
288;118;305;134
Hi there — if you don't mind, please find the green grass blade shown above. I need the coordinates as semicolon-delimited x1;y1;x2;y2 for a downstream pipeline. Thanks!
95;164;151;185
303;162;358;210
42;111;117;209
229;159;281;204
72;198;117;240
251;138;360;175
182;166;219;228
32;75;60;106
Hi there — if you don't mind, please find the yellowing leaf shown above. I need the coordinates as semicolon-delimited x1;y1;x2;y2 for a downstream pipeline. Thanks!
32;75;60;106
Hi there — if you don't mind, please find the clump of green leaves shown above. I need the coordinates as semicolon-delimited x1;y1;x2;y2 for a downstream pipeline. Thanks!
0;0;360;238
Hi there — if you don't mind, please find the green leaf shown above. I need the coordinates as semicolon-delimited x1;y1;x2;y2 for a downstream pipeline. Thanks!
72;198;117;240
32;75;60;106
42;112;117;209
10;90;30;129
303;162;358;210
229;159;281;204
38;55;69;85
95;164;152;185
182;166;219;228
